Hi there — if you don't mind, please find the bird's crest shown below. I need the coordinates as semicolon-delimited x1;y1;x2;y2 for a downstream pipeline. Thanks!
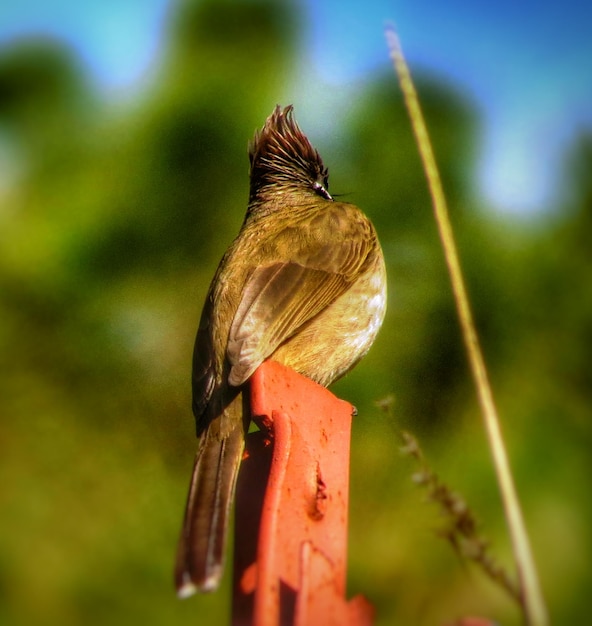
248;105;331;202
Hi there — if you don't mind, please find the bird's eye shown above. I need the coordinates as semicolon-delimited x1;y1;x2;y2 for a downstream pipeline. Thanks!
313;181;333;201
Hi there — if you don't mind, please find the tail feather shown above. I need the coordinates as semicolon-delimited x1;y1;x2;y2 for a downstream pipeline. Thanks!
175;401;245;596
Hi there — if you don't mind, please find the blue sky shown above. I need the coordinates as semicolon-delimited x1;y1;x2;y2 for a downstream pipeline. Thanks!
1;0;591;214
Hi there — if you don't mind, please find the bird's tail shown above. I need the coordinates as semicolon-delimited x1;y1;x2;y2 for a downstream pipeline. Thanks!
174;395;245;597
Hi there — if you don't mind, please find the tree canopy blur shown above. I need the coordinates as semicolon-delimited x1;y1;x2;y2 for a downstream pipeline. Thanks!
1;1;590;625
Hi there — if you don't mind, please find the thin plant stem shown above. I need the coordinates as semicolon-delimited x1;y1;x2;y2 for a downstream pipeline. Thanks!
385;25;549;626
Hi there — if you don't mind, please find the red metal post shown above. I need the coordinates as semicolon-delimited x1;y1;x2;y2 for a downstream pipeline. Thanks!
232;360;374;626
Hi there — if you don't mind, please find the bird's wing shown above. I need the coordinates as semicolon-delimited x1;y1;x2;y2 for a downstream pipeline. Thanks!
226;204;375;386
191;293;217;428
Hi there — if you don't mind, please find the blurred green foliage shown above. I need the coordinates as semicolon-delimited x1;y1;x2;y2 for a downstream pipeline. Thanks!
1;1;590;624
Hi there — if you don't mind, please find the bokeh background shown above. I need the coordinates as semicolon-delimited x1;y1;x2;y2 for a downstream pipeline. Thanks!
1;1;591;624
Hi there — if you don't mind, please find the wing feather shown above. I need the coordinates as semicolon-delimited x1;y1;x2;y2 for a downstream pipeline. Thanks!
226;204;376;386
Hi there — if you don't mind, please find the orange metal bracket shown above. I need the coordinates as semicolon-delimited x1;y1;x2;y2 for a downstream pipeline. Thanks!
232;360;374;626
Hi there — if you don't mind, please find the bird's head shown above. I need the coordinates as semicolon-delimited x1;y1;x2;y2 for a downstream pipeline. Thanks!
248;105;332;206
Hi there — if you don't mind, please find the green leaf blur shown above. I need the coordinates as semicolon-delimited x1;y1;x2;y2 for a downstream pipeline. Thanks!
1;2;589;625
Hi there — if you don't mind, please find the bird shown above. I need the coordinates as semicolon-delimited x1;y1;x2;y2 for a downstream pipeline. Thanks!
174;104;387;597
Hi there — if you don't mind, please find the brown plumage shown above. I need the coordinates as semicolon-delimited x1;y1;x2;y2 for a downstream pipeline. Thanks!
175;105;387;597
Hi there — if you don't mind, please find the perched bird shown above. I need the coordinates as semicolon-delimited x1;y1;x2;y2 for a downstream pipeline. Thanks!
175;105;387;597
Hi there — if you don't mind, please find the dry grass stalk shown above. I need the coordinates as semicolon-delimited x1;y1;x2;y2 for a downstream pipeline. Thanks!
385;25;548;626
401;431;522;604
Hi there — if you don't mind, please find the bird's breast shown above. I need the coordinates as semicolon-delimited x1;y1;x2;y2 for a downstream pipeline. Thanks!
271;250;387;387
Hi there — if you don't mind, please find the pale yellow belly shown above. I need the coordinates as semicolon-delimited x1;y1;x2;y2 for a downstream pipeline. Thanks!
271;253;387;387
